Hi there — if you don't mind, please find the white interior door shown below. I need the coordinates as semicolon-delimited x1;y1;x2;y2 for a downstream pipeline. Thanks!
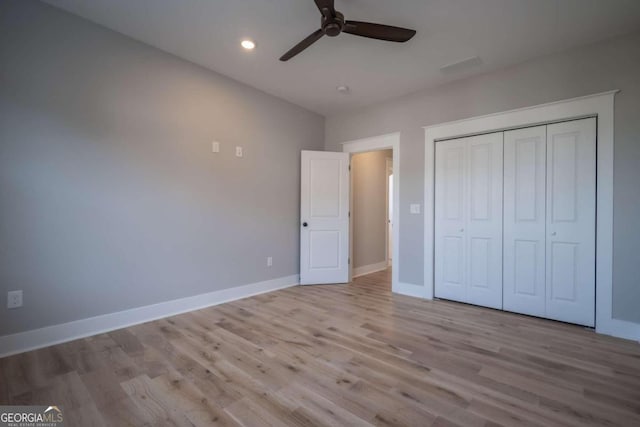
466;133;503;309
503;125;547;317
435;138;467;302
300;151;350;285
546;118;596;326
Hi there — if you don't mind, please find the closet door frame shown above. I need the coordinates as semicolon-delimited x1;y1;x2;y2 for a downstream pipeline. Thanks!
423;91;639;341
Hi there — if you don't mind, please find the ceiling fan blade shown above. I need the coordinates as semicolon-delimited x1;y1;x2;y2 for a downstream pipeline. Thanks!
314;0;335;17
279;29;324;61
343;21;416;42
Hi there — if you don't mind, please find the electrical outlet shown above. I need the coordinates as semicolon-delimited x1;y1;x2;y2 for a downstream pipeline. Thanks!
235;146;243;157
410;203;421;214
211;141;220;153
7;290;23;309
267;256;273;267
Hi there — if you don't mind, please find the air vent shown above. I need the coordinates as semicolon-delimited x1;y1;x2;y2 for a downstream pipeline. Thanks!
440;56;483;74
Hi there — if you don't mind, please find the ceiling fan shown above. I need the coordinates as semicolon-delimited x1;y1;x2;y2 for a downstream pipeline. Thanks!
280;0;416;61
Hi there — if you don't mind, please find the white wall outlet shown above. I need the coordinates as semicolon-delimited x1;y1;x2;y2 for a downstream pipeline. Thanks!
267;256;273;267
235;146;243;157
211;141;220;153
7;290;23;309
410;203;421;214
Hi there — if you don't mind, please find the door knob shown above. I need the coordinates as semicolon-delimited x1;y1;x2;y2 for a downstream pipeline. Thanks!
551;231;557;236
302;222;308;227
459;228;464;232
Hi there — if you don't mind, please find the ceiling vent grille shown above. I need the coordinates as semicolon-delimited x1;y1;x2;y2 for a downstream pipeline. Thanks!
440;56;483;74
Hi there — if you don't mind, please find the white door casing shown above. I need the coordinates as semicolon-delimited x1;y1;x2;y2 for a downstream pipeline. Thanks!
435;132;503;309
300;151;350;285
503;125;547;317
545;118;596;326
386;157;393;266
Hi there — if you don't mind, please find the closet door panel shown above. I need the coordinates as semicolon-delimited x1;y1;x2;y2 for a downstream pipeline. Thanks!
546;118;596;327
435;138;467;302
466;133;503;309
503;126;546;317
435;139;467;303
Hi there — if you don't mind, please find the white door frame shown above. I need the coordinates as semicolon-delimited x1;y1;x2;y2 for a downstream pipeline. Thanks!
424;90;639;341
342;133;400;292
385;157;393;267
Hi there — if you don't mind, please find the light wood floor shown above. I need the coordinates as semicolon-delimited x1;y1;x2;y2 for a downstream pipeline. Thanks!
2;269;640;426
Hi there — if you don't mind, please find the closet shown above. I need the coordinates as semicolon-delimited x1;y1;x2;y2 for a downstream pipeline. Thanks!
434;117;596;327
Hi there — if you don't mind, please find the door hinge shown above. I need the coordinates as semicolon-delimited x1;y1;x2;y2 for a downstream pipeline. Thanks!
348;164;351;172
348;257;350;265
348;211;350;218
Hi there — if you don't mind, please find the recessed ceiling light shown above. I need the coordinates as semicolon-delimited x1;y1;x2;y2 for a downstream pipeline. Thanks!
336;85;350;94
241;39;256;50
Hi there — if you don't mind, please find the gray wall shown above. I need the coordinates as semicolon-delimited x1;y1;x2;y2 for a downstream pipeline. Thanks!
0;1;324;336
352;150;392;269
326;31;640;323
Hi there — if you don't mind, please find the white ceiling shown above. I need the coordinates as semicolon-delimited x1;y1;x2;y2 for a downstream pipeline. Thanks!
44;0;640;116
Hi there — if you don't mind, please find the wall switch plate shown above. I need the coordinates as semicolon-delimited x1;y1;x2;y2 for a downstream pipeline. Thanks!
212;141;220;153
7;290;23;309
235;146;243;157
410;203;421;214
267;256;273;267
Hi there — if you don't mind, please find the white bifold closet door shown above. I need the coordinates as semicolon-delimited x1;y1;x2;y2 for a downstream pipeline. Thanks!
503;125;547;317
435;132;503;309
503;118;596;326
546;118;596;326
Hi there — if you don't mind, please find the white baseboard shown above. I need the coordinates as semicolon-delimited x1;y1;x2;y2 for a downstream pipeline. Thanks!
393;282;427;299
597;317;640;342
353;261;389;278
0;275;299;358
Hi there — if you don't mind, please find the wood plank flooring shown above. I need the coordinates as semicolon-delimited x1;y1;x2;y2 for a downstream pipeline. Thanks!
2;269;640;426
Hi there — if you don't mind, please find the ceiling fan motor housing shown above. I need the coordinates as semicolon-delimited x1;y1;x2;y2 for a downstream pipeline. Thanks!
322;11;344;37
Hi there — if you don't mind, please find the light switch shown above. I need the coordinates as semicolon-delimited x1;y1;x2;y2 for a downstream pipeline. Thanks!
7;290;23;309
235;146;243;157
410;204;421;214
211;141;220;153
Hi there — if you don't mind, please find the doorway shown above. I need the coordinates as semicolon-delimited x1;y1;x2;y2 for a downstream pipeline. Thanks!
350;149;393;279
342;132;400;292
